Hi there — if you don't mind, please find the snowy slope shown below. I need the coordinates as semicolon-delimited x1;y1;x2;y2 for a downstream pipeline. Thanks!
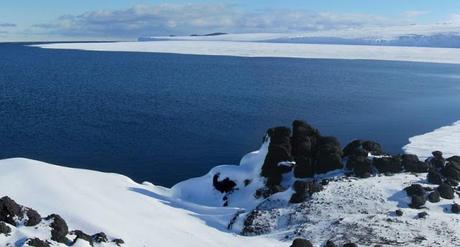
403;121;460;160
0;158;283;247
35;41;460;64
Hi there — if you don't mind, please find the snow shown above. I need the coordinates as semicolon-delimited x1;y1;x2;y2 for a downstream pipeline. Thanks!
403;121;460;159
0;158;283;247
34;40;460;64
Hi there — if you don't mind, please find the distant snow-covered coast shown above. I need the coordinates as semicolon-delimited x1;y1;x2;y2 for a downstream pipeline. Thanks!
35;41;460;64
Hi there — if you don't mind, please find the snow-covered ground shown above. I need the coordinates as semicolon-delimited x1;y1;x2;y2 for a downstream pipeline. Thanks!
403;121;460;159
0;158;282;247
35;41;460;64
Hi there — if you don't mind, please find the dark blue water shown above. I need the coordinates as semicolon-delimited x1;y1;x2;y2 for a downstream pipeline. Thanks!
1;43;460;187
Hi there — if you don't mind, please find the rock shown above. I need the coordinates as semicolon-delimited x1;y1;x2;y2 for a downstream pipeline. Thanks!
290;238;313;247
93;232;109;243
417;212;428;218
343;243;359;247
347;155;372;178
427;191;441;203
373;156;402;173
293;156;314;178
289;193;307;204
447;156;460;163
255;185;285;199
25;208;42;227
395;209;403;216
437;183;455;199
342;140;363;158
402;154;429;173
426;151;445;169
112;239;125;246
0;222;11;235
404;184;425;197
410;195;426;209
261;127;293;186
25;238;50;247
325;240;337;247
362;140;384;155
427;169;444;185
446;178;459;186
71;230;94;246
441;161;460;181
45;214;68;243
452;203;460;214
0;196;23;226
212;173;236;193
314;136;343;174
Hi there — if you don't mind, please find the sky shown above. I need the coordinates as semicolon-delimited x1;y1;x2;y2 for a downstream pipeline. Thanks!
1;0;460;41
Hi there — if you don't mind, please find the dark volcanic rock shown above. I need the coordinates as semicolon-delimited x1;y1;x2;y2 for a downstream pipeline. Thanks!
0;196;23;226
427;169;444;185
452;203;460;214
290;238;313;247
441;161;460;181
404;184;425;197
45;214;69;243
417;212;428;218
447;156;460;163
325;240;337;247
395;209;403;216
25;208;42;227
71;230;94;246
93;232;109;243
112;238;125;246
426;151;445;169
437;183;455;199
428;191;441;203
347;155;372;178
410;195;426;209
0;221;11;235
262;127;293;186
255;185;285;199
314;136;343;174
289;192;307;204
402;154;429;173
293;156;314;178
343;243;359;247
213;173;236;193
374;156;403;173
26;238;50;247
342;140;363;158
362;140;384;155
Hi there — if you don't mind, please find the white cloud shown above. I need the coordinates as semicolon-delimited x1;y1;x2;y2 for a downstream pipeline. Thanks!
404;10;430;18
33;3;394;39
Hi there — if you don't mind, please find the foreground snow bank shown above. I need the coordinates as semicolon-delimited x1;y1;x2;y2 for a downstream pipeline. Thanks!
0;158;282;247
34;41;460;64
403;121;460;159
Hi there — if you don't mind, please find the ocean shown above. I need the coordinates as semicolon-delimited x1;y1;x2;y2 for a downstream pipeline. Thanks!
1;42;460;186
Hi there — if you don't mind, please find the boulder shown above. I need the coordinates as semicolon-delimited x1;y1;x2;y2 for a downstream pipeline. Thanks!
452;203;460;214
212;174;236;193
112;239;125;246
402;154;429;173
25;238;50;247
261;127;293;186
290;238;313;247
437;183;455;199
427;170;444;185
404;184;425;197
426;151;445;169
25;208;42;227
447;156;460;163
362;140;384;155
343;243;359;247
417;212;428;218
289;193;307;204
314;136;343;174
45;214;68;244
373;156;402;173
347;155;372;178
427;191;441;203
395;209;403;216
293;156;314;178
325;240;337;247
342;140;363;158
93;232;109;243
0;196;23;226
71;230;93;246
410;195;426;209
0;222;11;235
441;161;460;181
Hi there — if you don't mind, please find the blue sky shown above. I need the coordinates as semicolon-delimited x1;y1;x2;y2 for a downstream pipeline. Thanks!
1;0;460;41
